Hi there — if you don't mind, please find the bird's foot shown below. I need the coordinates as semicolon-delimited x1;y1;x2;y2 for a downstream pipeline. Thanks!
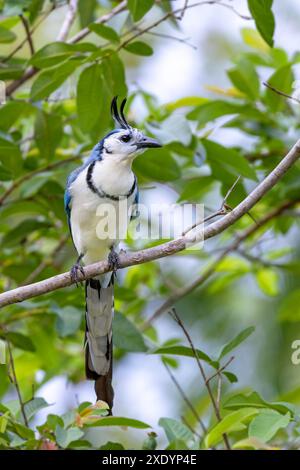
70;255;85;286
108;247;120;276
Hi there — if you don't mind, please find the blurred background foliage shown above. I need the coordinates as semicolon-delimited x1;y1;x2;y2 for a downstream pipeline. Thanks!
1;0;300;450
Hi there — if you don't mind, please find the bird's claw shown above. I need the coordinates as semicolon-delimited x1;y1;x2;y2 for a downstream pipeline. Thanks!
108;248;120;275
70;263;85;286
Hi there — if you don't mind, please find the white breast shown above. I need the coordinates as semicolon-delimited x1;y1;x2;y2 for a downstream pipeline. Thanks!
69;159;136;265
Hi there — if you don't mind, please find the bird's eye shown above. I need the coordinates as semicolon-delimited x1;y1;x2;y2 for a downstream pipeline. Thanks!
120;134;131;143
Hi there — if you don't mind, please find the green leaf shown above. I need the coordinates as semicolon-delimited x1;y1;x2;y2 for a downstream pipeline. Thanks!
0;25;16;42
34;110;62;160
2;219;50;247
124;41;153;56
159;418;194;444
188;100;247;124
19;173;52;198
247;0;275;47
0;137;22;174
55;425;84;449
5;332;35;352
127;0;154;21
78;0;96;27
202;139;257;181
264;65;293;112
100;441;125;450
150;345;216;367
205;408;258;448
256;268;279;296
223;391;295;415
218;326;255;360
30;58;81;100
52;306;82;337
76;63;104;133
227;58;260;99
89;23;119;43
248;409;290;443
102;53;127;96
30;42;76;68
87;416;150;429
166;96;208;112
24;397;50;420
113;311;147;352
133;148;180;182
147;114;192;146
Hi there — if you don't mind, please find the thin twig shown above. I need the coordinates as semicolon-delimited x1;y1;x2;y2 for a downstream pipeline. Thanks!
181;415;202;440
6;340;29;427
263;81;300;105
19;14;35;56
57;0;78;42
182;176;240;237
205;356;234;385
163;360;207;434
169;308;231;450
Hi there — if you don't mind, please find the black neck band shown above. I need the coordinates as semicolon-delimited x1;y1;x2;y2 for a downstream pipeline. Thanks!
86;160;136;201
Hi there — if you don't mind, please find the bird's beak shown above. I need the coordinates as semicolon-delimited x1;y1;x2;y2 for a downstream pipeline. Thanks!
136;136;162;149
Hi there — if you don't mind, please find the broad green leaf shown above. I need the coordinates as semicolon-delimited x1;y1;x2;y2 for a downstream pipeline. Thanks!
24;397;50;420
247;0;275;47
100;441;125;450
241;28;270;52
188;100;252;125
5;332;35;352
124;41;153;56
133;148;180;182
28;0;45;23
202;139;257;181
256;268;279;296
249;409;290;442
87;416;150;429
55;425;84;449
0;137;22;174
224;391;295;415
102;53;127;96
147;114;192;146
34;110;63;160
227;58;260;100
150;345;216;367
89;23;119;43
19;173;52;198
0;65;24;80
52;306;82;337
0;25;16;42
166;96;208;112
113;311;147;352
30;58;81;100
30;42;76;68
205;408;258;448
178;176;214;202
159;418;194;444
279;289;300;322
77;63;104;132
0;101;35;132
264;65;293;112
78;0;97;27
218;326;255;360
2;219;50;247
127;0;154;21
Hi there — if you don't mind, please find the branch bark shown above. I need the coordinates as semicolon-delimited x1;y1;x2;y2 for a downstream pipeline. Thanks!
0;139;299;308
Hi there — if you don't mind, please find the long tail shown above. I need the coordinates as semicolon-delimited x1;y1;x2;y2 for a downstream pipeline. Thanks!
85;274;114;411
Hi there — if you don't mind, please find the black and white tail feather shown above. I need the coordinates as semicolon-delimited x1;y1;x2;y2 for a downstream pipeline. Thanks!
85;273;114;410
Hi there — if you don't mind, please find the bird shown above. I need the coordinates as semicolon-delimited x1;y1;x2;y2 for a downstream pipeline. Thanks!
64;97;161;412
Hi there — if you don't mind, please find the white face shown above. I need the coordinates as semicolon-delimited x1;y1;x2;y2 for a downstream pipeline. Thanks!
102;128;161;161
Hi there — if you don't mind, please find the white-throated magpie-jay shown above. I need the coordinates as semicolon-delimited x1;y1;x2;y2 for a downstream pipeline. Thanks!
64;97;161;411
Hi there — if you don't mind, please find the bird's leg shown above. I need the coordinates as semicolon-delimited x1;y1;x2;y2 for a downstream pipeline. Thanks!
108;245;121;276
70;253;85;286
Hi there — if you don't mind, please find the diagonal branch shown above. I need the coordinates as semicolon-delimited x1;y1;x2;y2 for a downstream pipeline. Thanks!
57;0;78;42
0;139;299;308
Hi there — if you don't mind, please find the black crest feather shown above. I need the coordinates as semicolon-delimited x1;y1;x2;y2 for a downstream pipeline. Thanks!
111;96;130;129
